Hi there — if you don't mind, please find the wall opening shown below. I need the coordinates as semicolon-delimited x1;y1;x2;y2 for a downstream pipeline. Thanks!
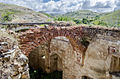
29;36;73;79
29;46;63;79
28;36;77;79
82;76;93;79
50;54;63;72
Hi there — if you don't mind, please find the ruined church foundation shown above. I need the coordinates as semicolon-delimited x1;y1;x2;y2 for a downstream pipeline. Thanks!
0;25;120;79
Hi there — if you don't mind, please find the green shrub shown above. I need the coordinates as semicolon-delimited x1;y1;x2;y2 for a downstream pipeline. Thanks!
82;18;90;24
93;20;108;26
118;24;120;27
98;20;107;26
54;16;71;21
73;19;82;24
94;15;100;20
1;11;14;22
93;20;99;25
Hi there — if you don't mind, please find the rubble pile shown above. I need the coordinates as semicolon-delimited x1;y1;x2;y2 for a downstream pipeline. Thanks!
0;30;29;79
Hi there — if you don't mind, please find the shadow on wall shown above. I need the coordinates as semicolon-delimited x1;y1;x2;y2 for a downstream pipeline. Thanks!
28;43;63;79
29;52;63;79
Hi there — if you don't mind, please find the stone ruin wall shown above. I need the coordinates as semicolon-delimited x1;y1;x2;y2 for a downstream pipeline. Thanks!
0;25;120;79
29;36;120;79
25;26;120;79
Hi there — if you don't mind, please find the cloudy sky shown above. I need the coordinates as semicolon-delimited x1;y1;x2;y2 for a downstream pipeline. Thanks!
0;0;120;14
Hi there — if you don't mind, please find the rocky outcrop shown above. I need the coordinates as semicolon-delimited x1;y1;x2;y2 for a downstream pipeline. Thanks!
0;30;29;79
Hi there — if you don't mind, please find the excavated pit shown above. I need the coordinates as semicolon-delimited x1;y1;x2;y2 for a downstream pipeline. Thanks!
1;25;120;79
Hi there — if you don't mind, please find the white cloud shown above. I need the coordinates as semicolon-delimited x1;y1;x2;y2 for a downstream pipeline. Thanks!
0;0;120;14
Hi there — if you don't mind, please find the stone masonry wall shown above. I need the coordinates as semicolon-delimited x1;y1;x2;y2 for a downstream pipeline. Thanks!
0;24;119;79
25;26;120;79
28;36;120;79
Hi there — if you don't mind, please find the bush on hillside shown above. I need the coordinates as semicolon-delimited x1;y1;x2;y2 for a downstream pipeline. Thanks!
93;20;108;26
1;11;14;22
73;19;82;24
54;16;71;21
82;18;90;24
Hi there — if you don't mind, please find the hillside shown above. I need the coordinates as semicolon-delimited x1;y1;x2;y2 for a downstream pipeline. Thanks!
0;3;51;23
54;9;120;27
98;10;120;27
53;10;106;25
60;10;101;20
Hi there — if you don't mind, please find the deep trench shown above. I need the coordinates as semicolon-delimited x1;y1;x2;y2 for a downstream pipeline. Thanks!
29;66;63;79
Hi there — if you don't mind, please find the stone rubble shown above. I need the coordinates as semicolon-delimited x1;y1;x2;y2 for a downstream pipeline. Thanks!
0;30;30;79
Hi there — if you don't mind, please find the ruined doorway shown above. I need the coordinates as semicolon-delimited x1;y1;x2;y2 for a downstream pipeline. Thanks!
50;54;63;72
49;54;63;79
50;54;58;72
50;36;75;79
29;47;63;79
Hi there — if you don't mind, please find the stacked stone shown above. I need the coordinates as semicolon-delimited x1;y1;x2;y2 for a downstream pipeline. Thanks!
19;26;84;56
0;30;30;79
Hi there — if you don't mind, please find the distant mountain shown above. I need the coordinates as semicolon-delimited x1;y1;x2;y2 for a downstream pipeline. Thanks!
0;3;51;23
